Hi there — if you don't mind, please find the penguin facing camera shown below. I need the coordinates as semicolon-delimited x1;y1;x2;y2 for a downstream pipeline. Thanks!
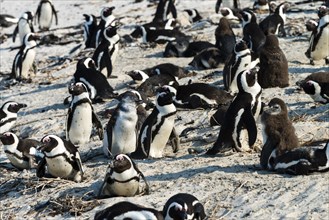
35;0;58;31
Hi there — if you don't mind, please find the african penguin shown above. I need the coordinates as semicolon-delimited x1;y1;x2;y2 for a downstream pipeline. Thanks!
188;47;222;70
271;141;329;175
0;14;18;27
223;40;252;94
305;6;329;65
206;68;262;155
92;25;120;78
0;101;27;133
137;74;178;97
37;134;84;182
82;14;97;48
12;11;34;44
94;201;163;220
73;57;117;102
66;82;103;145
240;9;266;55
131;86;179;159
258;34;289;88
215;17;236;63
98;154;149;198
164;83;234;109
216;0;240;13
0;132;42;170
103;91;142;157
164;39;215;57
11;33;37;81
153;0;177;23
163;193;206;220
35;0;58;31
259;2;288;36
183;9;202;23
93;6;116;47
219;7;241;24
259;98;300;170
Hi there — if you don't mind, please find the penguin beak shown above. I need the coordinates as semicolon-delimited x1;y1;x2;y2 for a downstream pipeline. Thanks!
18;103;27;109
179;212;187;220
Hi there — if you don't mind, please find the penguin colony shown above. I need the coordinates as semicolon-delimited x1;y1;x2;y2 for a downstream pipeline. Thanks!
0;0;329;218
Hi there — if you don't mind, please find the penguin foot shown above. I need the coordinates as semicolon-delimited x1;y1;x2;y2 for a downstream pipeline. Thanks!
205;145;232;155
325;58;329;65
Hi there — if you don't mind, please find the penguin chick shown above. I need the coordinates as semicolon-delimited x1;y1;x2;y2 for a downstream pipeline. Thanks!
163;193;207;220
260;98;300;170
37;134;84;182
0;101;27;133
0;132;42;170
215;17;236;63
98;154;149;198
94;201;163;220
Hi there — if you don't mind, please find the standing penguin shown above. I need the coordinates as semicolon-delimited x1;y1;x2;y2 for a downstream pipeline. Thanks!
163;193;207;220
12;11;34;43
0;132;42;170
258;34;289;88
74;57;117;102
259;98;300;170
37;134;84;182
98;154;149;198
94;201;163;220
0;101;27;133
240;9;266;55
35;0;58;31
306;6;329;65
93;6;116;47
103;91;141;157
131;87;179;159
83;14;97;48
206;68;262;155
11;33;37;81
223;40;251;94
92;25;120;78
66;82;103;145
215;17;236;63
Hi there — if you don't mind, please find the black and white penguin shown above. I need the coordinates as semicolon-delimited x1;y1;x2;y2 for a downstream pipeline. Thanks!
12;11;34;43
35;0;58;31
296;72;329;103
271;141;329;175
183;9;202;23
163;193;206;220
259;98;300;170
164;83;234;109
153;0;177;23
206;68;262;155
74;57;117;102
223;40;252;94
94;201;163;220
83;14;97;48
98;154;149;198
37;134;84;182
103;91;142;157
66;82;103;145
0;14;18;27
259;2;288;36
305;6;329;65
93;6;116;47
219;7;241;24
240;9;266;55
188;47;222;70
11;33;37;81
0;132;42;170
92;25;120;78
216;0;240;13
131;86;179;159
137;74;178;97
215;17;236;63
0;101;27;133
131;25;189;44
164;38;214;57
258;34;289;88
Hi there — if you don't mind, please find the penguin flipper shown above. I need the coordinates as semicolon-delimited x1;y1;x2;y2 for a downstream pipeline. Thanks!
36;157;47;178
260;137;279;170
50;3;58;25
74;152;84;175
35;4;40;25
169;127;180;153
131;159;149;195
242;106;257;147
92;111;104;140
12;25;18;42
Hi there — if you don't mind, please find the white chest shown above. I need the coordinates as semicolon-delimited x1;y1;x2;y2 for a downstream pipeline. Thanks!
21;49;36;79
46;156;74;178
39;4;53;29
311;26;329;60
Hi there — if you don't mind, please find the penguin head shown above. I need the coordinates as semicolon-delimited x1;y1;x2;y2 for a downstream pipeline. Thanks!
111;154;134;173
77;57;96;71
318;5;329;18
300;80;317;96
234;40;249;54
101;6;115;20
127;70;149;83
1;101;27;113
263;98;287;116
22;11;34;21
156;86;175;106
166;201;188;220
83;14;96;23
237;68;261;93
0;132;17;145
39;135;62;153
118;90;144;105
240;9;256;27
305;20;318;32
68;82;88;96
164;38;190;57
23;33;37;47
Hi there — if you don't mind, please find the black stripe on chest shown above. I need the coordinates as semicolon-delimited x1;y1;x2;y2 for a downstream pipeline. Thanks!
0;117;17;127
152;111;176;140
